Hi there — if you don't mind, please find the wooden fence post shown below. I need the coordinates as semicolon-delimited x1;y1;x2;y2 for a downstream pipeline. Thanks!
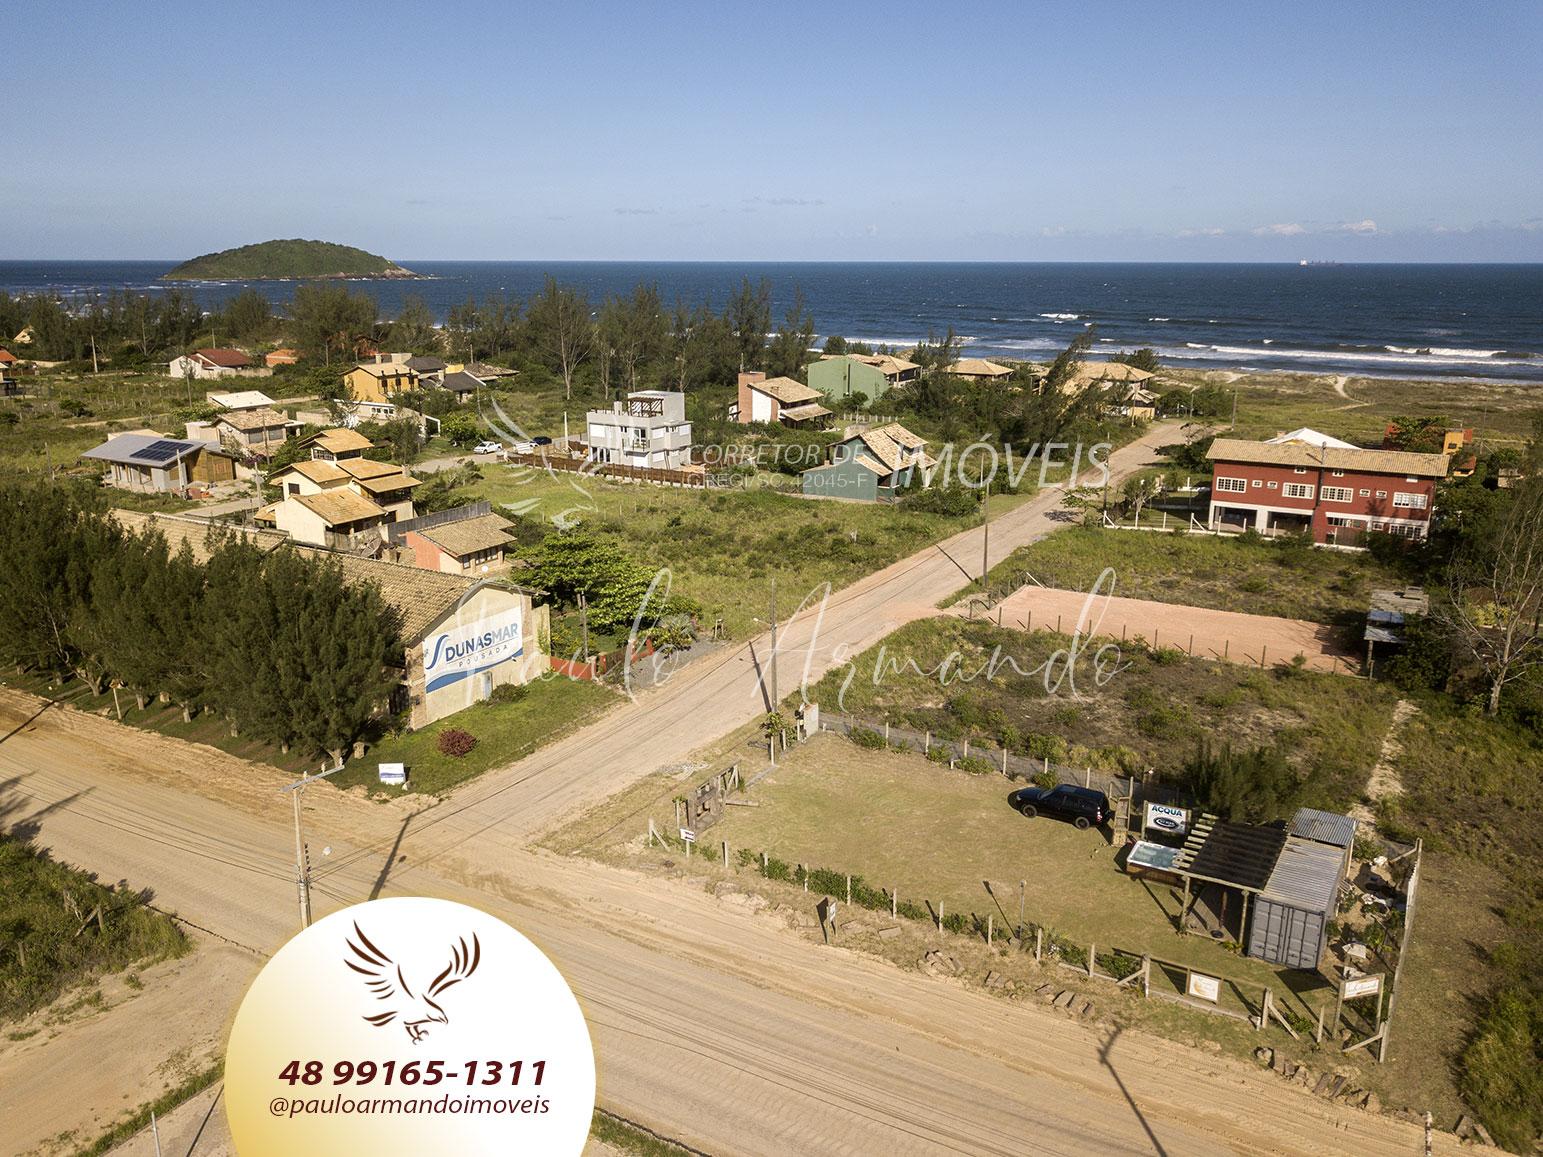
1034;927;1043;963
761;852;768;871
937;900;944;932
1088;942;1096;979
891;888;897;918
846;875;852;905
987;915;993;946
1141;955;1150;998
924;731;931;755
722;840;729;868
1315;1002;1326;1044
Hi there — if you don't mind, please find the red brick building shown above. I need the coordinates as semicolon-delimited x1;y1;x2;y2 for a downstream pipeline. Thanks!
1206;437;1449;545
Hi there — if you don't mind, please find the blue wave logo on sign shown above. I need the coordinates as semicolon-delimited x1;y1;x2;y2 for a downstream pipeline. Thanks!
424;607;524;692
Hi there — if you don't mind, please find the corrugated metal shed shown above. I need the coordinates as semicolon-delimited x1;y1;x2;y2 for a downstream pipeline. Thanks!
1246;836;1345;971
1290;807;1358;850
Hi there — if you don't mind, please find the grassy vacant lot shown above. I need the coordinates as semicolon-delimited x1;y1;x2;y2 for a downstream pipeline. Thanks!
475;465;1030;637
348;675;617;796
1163;368;1542;447
0;831;190;1023
704;735;1330;1013
972;525;1409;625
815;617;1400;811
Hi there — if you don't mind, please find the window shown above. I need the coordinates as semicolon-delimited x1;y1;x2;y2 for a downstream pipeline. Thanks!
1406;476;1419;483
1391;523;1421;538
1321;486;1354;502
1215;477;1247;493
1252;479;1263;488
1371;521;1386;530
1293;467;1308;474
1393;491;1428;509
1359;488;1371;497
1282;483;1315;499
1331;470;1345;477
1375;490;1387;498
1266;481;1278;489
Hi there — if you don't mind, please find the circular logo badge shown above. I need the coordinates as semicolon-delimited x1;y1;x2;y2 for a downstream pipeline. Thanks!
224;897;594;1155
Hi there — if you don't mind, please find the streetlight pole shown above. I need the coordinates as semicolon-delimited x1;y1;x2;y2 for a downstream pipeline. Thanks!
279;763;345;931
981;480;991;585
769;576;779;709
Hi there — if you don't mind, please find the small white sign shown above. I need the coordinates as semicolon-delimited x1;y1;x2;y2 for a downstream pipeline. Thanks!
1187;972;1221;1003
377;762;406;786
679;827;696;844
1145;802;1191;836
1343;974;1383;1000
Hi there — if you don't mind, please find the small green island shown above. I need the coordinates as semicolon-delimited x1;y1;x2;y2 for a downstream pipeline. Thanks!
161;238;422;281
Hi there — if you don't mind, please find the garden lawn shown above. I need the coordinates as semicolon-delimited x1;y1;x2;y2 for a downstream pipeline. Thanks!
971;524;1408;625
473;465;1035;637
345;675;618;796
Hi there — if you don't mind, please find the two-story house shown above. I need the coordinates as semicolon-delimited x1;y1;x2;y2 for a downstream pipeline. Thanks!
1206;431;1449;545
801;422;933;502
805;353;920;403
585;390;693;469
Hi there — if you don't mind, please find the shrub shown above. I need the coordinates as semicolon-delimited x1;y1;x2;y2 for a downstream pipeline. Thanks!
848;726;886;749
1099;950;1143;981
1456;987;1543;1153
925;745;950;764
1033;768;1059;790
957;755;997;776
1185;740;1314;823
1150;646;1186;666
487;682;529;705
436;728;478;758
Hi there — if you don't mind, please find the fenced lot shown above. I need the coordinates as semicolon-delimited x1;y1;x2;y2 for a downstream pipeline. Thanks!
968;524;1409;625
703;732;1336;1023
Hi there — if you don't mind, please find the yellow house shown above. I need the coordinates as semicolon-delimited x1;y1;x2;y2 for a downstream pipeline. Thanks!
343;362;419;404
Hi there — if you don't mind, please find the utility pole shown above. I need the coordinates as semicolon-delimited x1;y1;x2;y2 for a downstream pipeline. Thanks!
578;590;589;663
1230;387;1238;430
769;575;779;708
981;480;991;584
279;764;345;931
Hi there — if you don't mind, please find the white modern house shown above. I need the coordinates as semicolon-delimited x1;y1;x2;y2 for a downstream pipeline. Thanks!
585;390;693;469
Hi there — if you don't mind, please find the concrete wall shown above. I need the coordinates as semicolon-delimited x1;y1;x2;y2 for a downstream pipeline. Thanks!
405;586;548;728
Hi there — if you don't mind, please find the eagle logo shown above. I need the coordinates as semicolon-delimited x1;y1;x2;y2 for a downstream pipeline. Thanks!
344;922;482;1044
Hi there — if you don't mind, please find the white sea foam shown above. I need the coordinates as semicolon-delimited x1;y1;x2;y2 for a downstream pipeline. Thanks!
1164;342;1534;369
1038;312;1079;321
1148;317;1170;322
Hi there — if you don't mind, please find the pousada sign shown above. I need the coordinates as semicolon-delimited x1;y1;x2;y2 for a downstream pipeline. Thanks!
424;607;525;692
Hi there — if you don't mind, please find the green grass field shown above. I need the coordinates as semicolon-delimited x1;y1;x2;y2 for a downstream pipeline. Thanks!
972;524;1409;625
473;464;1035;637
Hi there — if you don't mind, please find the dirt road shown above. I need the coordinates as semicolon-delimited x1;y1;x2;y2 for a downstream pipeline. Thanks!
973;586;1359;673
2;696;1454;1156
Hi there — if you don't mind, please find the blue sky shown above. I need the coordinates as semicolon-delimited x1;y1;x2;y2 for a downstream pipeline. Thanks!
4;1;1541;261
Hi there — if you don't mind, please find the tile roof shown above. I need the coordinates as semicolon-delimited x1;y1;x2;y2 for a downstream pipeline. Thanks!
214;406;289;431
349;362;418;380
194;348;251;368
300;428;375;454
349;471;422;495
751;376;822;405
1066;360;1153;384
440;370;484;394
294;489;391;526
949;358;1013;378
844;422;932;476
780;402;832;422
337;457;410;481
404;356;447;372
109;509;493;640
415;513;515;557
1207;437;1449;478
271;459;349;485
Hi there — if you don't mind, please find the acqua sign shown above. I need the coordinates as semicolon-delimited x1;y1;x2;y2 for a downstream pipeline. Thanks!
1144;802;1191;836
423;606;524;692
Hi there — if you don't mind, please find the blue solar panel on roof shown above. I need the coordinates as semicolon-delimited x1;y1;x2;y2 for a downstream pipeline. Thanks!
132;439;187;463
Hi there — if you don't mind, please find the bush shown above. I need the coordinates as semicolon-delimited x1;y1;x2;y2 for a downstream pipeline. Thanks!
925;745;950;764
1033;768;1059;790
848;726;887;749
487;682;529;705
1186;740;1314;823
1459;986;1543;1153
957;755;997;776
436;728;478;757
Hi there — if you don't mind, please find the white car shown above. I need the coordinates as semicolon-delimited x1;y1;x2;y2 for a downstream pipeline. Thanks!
472;441;504;455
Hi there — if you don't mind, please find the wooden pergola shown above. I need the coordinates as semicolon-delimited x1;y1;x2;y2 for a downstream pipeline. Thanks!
1170;814;1288;940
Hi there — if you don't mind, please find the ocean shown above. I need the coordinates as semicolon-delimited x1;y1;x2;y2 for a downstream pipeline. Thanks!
2;260;1540;382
